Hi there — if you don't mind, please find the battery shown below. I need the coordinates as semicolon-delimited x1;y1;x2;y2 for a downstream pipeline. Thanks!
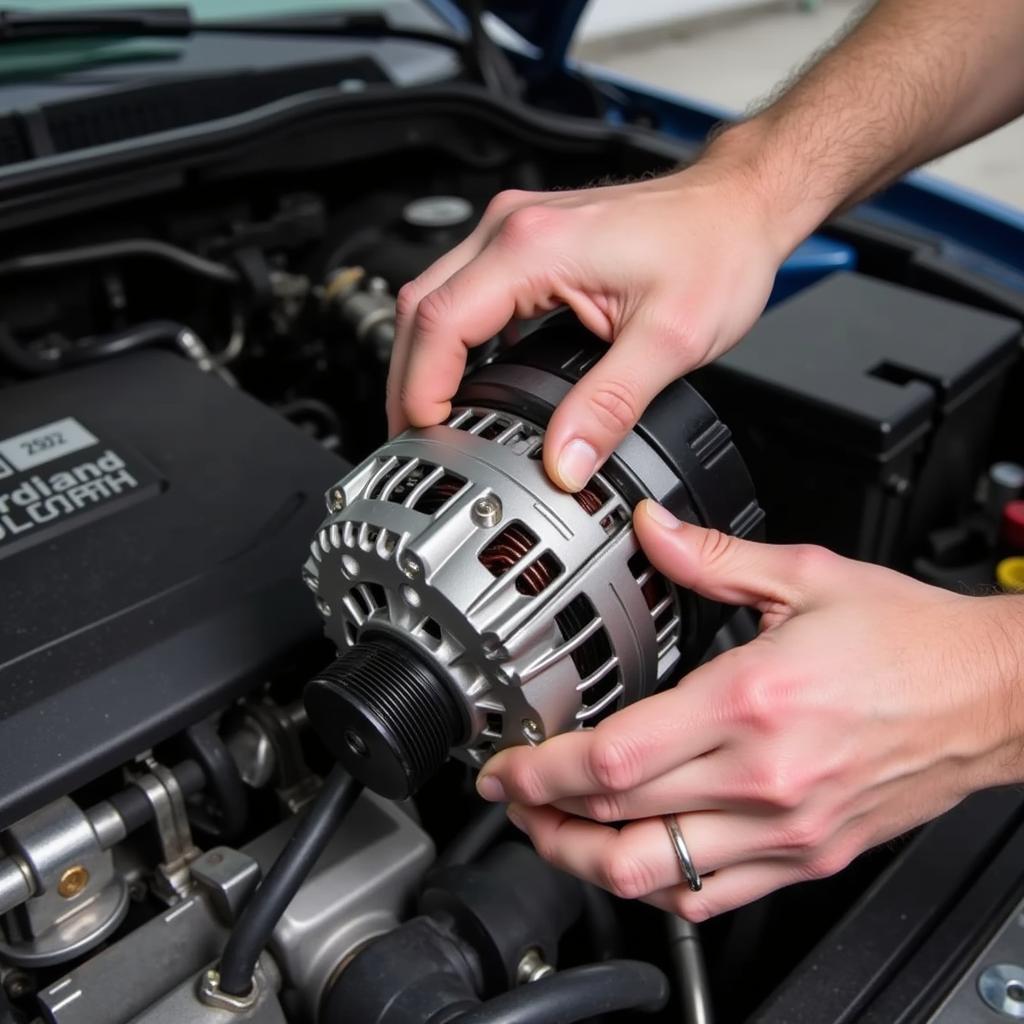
694;272;1021;564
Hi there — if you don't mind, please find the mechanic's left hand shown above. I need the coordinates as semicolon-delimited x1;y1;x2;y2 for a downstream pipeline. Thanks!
475;500;1024;920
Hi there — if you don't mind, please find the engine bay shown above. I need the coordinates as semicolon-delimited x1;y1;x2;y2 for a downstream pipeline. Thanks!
1;81;1023;1024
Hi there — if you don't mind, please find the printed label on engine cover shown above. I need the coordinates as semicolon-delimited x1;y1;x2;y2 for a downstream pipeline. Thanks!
0;417;160;557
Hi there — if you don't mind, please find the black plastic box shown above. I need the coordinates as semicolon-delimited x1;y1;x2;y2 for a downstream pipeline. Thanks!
0;353;346;828
694;272;1021;564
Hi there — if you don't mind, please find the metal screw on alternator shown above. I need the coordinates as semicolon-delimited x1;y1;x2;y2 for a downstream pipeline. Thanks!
328;487;346;512
400;554;422;580
517;948;555;985
979;964;1024;1019
472;495;503;528
522;719;544;743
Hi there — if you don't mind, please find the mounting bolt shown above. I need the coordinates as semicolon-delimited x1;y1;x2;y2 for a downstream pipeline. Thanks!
400;554;422;580
328;487;346;513
57;865;89;899
4;971;33;1000
979;964;1024;1018
472;495;503;528
521;719;544;743
517;948;555;985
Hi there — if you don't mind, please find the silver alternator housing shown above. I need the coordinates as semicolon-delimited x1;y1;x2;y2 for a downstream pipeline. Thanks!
304;317;763;799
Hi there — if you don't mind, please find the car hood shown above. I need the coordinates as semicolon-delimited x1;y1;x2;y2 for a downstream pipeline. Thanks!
471;0;591;64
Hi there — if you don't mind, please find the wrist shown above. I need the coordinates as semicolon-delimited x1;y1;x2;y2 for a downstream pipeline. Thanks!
971;595;1024;788
695;117;841;260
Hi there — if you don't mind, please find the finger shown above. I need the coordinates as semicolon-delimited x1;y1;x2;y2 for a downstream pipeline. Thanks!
399;243;568;428
507;803;793;901
552;752;742;822
387;233;488;435
387;191;546;434
477;731;623;805
389;189;561;432
543;313;694;492
478;678;734;803
643;859;812;922
634;500;844;612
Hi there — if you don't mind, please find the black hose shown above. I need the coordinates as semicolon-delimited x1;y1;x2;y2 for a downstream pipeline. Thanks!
452;960;670;1024
434;801;509;871
0;325;56;374
63;320;193;364
0;983;15;1024
0;239;240;285
581;884;621;962
184;719;248;842
667;915;714;1024
102;758;206;835
217;765;363;997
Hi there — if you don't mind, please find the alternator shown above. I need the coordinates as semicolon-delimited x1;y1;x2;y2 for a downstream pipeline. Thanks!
304;317;763;799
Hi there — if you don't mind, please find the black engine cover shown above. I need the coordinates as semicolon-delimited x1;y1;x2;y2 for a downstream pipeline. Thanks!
0;353;347;829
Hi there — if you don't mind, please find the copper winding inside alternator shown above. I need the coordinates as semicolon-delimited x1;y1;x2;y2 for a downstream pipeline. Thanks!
479;523;561;597
572;483;605;516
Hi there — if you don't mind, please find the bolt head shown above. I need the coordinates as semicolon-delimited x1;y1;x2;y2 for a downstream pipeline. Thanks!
400;554;422;580
521;718;544;743
979;964;1024;1019
57;865;90;899
517;949;555;985
471;494;503;528
328;487;346;512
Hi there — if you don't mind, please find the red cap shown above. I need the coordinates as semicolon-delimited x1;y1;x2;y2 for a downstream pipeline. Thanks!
1003;500;1024;551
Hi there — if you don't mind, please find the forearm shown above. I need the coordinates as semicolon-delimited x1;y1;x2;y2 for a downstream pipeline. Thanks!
703;0;1024;254
984;594;1024;787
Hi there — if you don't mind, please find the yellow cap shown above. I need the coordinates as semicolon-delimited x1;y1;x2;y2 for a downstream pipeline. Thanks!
996;556;1024;594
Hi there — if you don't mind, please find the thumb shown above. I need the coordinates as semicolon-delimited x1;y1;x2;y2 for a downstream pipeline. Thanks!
543;317;689;492
633;499;839;612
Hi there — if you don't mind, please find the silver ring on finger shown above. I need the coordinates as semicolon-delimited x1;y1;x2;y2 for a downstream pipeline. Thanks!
663;813;702;892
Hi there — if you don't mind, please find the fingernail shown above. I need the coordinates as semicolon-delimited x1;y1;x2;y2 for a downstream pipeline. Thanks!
643;499;680;530
556;439;598;491
477;773;506;803
506;805;526;832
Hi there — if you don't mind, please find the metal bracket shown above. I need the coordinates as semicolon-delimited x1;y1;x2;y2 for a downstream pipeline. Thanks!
197;963;265;1012
131;758;200;903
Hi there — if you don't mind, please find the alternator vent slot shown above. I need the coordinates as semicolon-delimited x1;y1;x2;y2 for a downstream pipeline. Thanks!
412;471;467;515
629;550;681;657
449;408;541;453
480;522;537;577
556;595;622;723
479;523;564;597
515;550;563;597
572;476;629;537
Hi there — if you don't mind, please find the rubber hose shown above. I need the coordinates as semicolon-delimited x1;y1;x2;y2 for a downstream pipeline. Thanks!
434;801;509;871
451;960;670;1024
0;239;239;285
217;765;363;996
667;915;714;1024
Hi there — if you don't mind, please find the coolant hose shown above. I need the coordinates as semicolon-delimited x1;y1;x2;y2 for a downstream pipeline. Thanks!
451;960;670;1024
217;764;363;996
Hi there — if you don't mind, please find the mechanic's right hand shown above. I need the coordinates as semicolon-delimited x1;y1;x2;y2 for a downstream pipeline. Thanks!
387;160;789;492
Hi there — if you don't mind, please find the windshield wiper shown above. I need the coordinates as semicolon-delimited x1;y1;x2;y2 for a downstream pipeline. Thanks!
0;6;192;41
0;5;464;49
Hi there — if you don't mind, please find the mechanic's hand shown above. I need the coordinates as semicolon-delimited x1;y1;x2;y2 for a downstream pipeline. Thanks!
474;500;1024;920
387;163;785;491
